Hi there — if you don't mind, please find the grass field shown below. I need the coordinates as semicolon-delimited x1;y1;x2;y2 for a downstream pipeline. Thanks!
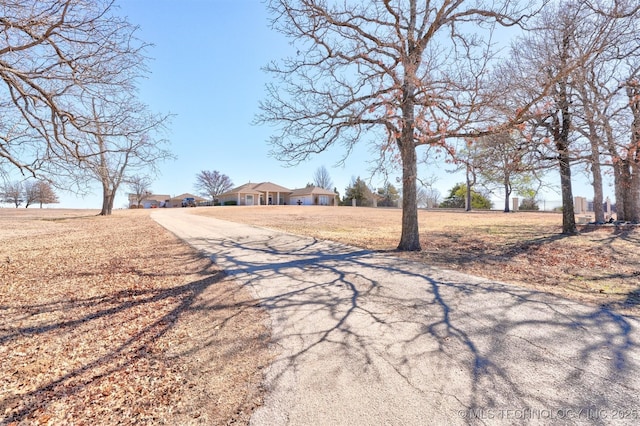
1;209;271;425
195;205;640;315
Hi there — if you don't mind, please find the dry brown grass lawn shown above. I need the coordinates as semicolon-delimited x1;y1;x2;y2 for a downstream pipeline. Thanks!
0;209;271;425
195;205;640;316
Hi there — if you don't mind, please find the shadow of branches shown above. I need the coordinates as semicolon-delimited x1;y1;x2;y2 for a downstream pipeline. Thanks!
176;226;640;424
1;260;270;425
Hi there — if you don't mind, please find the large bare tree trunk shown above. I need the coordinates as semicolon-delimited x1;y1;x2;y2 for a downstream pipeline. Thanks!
554;35;577;235
629;158;640;222
603;115;629;221
589;149;605;223
558;150;577;233
615;159;633;221
614;163;627;221
503;179;511;213
397;77;420;251
100;187;115;216
586;116;605;222
575;76;606;222
260;0;541;251
399;143;420;251
465;165;472;212
554;76;577;233
626;82;640;222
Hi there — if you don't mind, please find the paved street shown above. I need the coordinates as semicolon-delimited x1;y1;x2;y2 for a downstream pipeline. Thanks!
152;209;640;425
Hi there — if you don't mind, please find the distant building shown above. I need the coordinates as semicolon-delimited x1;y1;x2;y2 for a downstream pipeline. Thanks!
217;182;338;206
127;193;206;208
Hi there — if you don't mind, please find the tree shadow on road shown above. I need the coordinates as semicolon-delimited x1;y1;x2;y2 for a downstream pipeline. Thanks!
191;232;640;423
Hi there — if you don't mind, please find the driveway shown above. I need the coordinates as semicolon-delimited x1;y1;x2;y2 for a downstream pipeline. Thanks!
152;209;640;425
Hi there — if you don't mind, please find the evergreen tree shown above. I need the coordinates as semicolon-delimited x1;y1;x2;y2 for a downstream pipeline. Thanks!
377;183;400;207
440;183;492;210
343;177;373;207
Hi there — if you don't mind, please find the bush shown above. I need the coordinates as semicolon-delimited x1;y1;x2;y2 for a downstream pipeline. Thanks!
439;197;465;209
223;200;237;206
520;198;540;211
439;183;492;209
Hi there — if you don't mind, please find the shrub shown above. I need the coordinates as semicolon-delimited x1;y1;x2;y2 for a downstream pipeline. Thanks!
520;198;540;211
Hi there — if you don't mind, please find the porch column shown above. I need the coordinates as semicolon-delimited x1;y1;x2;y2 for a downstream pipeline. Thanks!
237;193;241;205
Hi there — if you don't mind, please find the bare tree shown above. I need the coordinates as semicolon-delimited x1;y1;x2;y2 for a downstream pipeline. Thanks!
68;97;172;216
417;185;440;209
416;186;429;209
258;0;542;250
312;166;333;190
448;141;483;212
1;181;23;207
509;6;578;233
36;181;59;208
194;170;233;203
472;132;546;213
24;180;59;208
573;71;609;223
0;0;150;177
127;175;153;208
594;68;640;222
623;78;640;221
567;1;640;223
23;181;38;208
505;0;636;233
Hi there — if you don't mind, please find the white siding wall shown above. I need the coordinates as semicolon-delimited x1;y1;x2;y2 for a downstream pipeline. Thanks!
292;195;313;205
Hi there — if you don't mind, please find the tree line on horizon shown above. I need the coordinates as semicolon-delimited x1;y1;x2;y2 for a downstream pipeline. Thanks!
0;180;58;208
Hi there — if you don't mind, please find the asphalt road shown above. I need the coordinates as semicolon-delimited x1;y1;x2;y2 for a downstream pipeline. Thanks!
152;208;640;425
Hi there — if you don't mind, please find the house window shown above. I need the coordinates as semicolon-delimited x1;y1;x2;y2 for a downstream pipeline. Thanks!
319;195;329;206
246;195;254;206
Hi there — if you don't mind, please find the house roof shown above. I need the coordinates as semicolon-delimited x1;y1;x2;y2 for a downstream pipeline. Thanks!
219;183;262;197
220;182;292;196
171;193;207;201
251;182;292;193
131;194;170;202
290;186;337;197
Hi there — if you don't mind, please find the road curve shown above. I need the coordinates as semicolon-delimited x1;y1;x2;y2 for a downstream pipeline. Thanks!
152;208;640;425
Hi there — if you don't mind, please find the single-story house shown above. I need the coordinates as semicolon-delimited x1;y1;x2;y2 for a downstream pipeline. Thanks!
289;186;338;206
128;193;171;208
166;193;207;208
218;182;293;206
218;182;338;206
128;193;207;208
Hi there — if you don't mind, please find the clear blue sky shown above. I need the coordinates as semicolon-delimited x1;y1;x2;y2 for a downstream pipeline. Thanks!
11;0;603;209
57;0;393;208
